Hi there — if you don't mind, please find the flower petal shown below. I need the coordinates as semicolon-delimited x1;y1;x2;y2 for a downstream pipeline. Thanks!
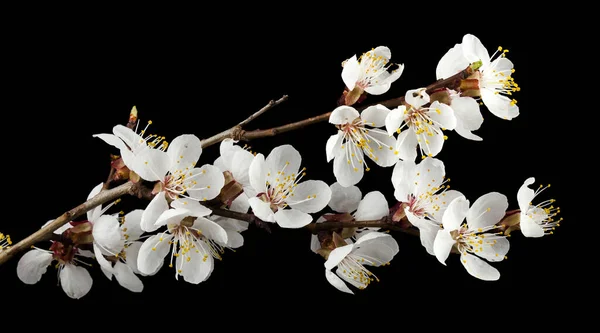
167;134;202;173
436;44;469;79
451;96;483;133
248;197;276;222
177;243;214;284
428;101;457;130
113;125;140;150
520;215;545;238
193;217;228;244
333;150;364;187
517;177;536;212
92;214;125;255
326;269;353;294
328;182;362;213
461;34;490;65
364;82;392;95
137;233;172;275
274;209;313;228
341;55;360;91
60;264;93;299
395;129;418;162
231;150;255;187
353;232;399;266
413;157;446;197
249;153;266;193
354;191;388;221
329;106;360;125
326;132;344;162
113;261;143;292
385;107;406;136
416;128;445;157
418;221;441;255
154;208;189;228
265;145;302;181
224;230;244;248
140;191;169;232
17;249;53;284
391;159;417;201
171;199;212;217
480;89;519;120
460;253;500;281
324;244;353;270
361;104;390;127
365;129;400;167
310;216;326;253
467;192;508;230
185;165;225;201
433;230;455;265
131;149;170;182
477;236;510;262
122;209;144;241
288;180;332;213
93;243;114;275
124;241;143;275
93;133;128;151
230;193;250;214
405;89;430;109
442;195;469;231
434;190;464;220
87;182;104;222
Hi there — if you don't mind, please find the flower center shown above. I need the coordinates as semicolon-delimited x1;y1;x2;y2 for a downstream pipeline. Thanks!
261;162;310;210
338;118;396;172
162;168;206;201
454;224;506;259
524;184;562;234
406;177;451;220
481;46;520;104
135;120;169;152
356;50;396;88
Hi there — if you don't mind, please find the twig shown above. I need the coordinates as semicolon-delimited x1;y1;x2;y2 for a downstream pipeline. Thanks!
240;65;475;142
199;95;289;148
0;182;136;265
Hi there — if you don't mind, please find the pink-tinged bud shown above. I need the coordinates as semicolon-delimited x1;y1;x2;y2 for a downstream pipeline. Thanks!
429;89;451;105
50;241;77;264
215;171;244;207
66;221;94;245
110;156;130;181
390;202;407;223
127;106;138;130
343;86;366;106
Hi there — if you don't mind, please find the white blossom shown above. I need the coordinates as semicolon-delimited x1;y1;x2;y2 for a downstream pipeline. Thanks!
517;178;561;237
342;46;404;97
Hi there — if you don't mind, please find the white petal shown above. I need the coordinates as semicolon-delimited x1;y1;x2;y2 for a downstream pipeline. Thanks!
436;44;469;79
326;132;344;162
44;219;73;235
310;216;327;253
461;34;490;65
249;153;267;193
171;199;212;217
333;151;364;187
248;197;275;222
288;180;332;213
442;195;469;231
93;243;114;275
433;230;455;265
274;209;313;228
391;159;417;201
86;182;104;222
124;241;143;275
329;106;360;125
395;129;418;162
328;182;362;213
365;82;392;95
140;192;169;232
122;209;144;241
517;177;536;212
372;46;391;60
480;89;519;120
213;156;226;173
93;133;128;151
467;192;508;230
435;190;464;219
490;57;514;73
132;149;170;182
230;193;250;214
16;249;53;284
326;269;353;294
451;97;483;133
520;215;545;238
428;101;457;130
101;267;113;280
385;107;405;136
113;261;143;292
416;128;445;157
413;157;446;197
92;215;125;255
477;236;510;262
460;253;500;281
455;124;483;141
361;105;390;127
167;134;202;173
365;130;400;167
219;138;237;168
215;217;249;233
230;150;255;187
324;244;353;270
113;125;140;149
154;208;189;228
417;220;441;255
265;145;302;180
177;243;214;284
60;264;93;299
224;230;244;248
341;55;360;91
353;232;399;266
185;165;225;201
137;234;172;275
193;217;228;244
354;191;388;221
405;89;430;108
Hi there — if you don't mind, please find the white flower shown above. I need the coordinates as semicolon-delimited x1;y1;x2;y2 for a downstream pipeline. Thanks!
327;105;398;187
436;34;520;120
385;89;457;161
214;139;255;203
342;46;404;97
137;199;230;284
137;134;225;232
433;193;510;281
324;232;399;294
17;243;93;299
311;183;388;253
517;178;561;237
447;90;484;141
391;157;463;255
248;145;332;228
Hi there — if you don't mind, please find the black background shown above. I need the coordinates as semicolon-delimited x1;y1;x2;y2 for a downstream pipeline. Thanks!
1;8;581;327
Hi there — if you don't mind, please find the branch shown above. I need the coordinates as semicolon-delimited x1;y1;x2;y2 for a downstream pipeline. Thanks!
240;65;476;142
199;95;289;148
0;182;136;265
